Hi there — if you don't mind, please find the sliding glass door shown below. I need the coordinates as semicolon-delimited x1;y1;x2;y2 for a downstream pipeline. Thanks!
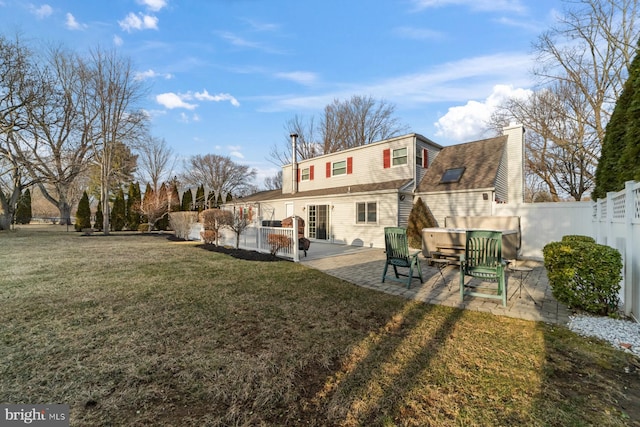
308;205;329;240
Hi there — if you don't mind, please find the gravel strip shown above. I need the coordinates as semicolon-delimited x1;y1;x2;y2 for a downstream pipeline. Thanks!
568;315;640;357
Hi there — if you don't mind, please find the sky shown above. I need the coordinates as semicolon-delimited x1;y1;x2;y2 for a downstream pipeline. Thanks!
0;0;567;187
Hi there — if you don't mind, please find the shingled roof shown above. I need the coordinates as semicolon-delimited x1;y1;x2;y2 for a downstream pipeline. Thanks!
416;135;507;193
234;179;413;203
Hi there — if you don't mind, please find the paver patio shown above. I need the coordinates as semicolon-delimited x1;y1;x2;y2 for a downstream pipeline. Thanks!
301;242;570;325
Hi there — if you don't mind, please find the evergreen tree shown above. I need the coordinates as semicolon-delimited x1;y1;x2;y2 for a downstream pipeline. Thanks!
195;184;205;212
406;197;437;249
216;193;223;207
181;189;193;211
169;181;181;213
15;189;32;225
75;191;92;231
156;183;169;230
141;183;152;226
111;187;126;231
127;182;142;230
593;38;640;199
226;192;233;203
95;200;103;231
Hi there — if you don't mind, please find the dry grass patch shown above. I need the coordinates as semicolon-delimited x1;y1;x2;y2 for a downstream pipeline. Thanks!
1;225;639;426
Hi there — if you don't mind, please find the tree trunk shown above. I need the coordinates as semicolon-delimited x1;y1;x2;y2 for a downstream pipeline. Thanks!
58;201;72;226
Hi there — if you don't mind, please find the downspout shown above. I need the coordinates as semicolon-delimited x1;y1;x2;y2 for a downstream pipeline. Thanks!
290;133;298;195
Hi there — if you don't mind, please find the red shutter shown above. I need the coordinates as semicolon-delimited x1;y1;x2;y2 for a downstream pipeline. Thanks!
423;149;428;168
326;162;331;177
297;168;300;182
310;165;314;180
347;157;353;174
383;149;391;168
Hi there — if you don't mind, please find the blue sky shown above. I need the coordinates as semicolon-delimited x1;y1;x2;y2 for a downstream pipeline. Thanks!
1;0;565;186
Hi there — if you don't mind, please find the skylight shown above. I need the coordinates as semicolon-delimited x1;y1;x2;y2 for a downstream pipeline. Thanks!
440;167;465;183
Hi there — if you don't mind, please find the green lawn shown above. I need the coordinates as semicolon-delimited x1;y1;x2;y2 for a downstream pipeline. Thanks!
1;225;638;426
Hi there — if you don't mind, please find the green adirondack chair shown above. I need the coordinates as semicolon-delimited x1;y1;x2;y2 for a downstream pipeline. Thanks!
459;230;507;306
382;227;424;288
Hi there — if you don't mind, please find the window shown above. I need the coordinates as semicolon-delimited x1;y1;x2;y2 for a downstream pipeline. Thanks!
301;167;310;181
416;149;422;166
440;167;465;183
356;202;377;224
332;160;347;176
392;148;407;166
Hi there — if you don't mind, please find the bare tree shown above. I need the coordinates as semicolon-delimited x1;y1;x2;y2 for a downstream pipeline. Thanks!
269;115;320;165
220;207;251;249
492;82;598;200
494;0;638;200
181;154;257;202
86;48;148;234
321;95;408;152
136;135;175;192
138;183;167;232
0;34;45;228
263;170;282;190
269;96;408;165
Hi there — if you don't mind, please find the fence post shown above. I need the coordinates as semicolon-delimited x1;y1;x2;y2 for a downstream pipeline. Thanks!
624;181;634;316
293;216;300;262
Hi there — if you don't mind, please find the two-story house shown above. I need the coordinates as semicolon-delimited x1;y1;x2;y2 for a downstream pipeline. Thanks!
229;124;524;249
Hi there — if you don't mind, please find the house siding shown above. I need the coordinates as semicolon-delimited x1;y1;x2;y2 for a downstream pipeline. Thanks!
494;147;509;203
421;190;494;226
282;134;439;194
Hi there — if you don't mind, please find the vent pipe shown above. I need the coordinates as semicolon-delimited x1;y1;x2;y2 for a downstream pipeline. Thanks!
290;133;298;194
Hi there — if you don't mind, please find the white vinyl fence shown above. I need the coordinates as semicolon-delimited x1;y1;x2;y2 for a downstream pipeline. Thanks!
592;181;640;320
496;180;639;320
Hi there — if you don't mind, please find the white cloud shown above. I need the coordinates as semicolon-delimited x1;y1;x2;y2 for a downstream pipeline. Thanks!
274;71;318;86
118;12;158;32
65;13;86;30
264;52;533;112
30;4;53;19
135;69;173;81
229;151;244;159
434;84;532;141
136;0;167;12
113;35;123;46
192;90;240;107
157;90;239;110
156;92;197;110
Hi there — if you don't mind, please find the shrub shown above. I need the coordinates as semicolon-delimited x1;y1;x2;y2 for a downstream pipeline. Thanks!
94;200;103;231
406;197;437;249
200;230;217;244
15;188;32;225
169;211;198;240
138;223;150;233
111;188;126;231
200;209;232;246
561;235;596;244
543;238;622;316
75;191;92;231
267;233;292;255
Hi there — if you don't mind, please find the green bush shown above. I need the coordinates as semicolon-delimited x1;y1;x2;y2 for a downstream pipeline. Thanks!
74;191;92;231
543;238;622;316
406;197;437;249
561;235;596;244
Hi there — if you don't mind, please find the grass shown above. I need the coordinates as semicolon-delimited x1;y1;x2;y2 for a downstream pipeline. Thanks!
1;225;639;426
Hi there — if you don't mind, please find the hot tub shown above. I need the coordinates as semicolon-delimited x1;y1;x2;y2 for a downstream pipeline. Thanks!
422;227;519;260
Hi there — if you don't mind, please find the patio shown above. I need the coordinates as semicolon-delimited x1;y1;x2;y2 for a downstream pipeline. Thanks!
301;241;571;325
